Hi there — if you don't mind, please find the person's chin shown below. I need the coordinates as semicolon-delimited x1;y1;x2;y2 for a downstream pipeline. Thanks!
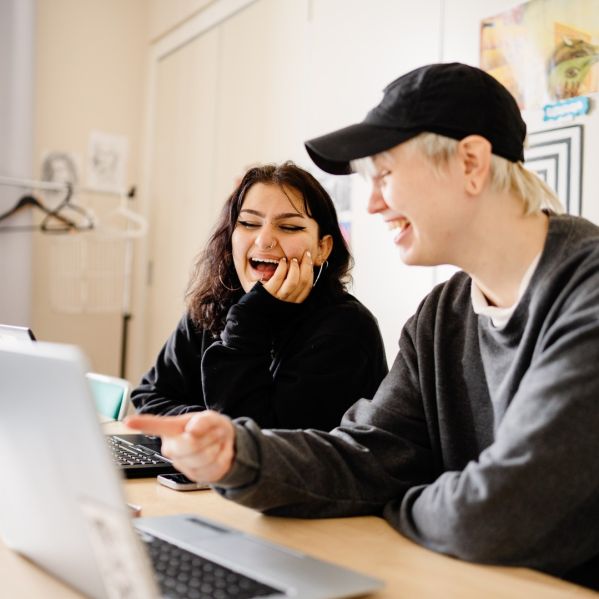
240;279;256;292
397;246;420;266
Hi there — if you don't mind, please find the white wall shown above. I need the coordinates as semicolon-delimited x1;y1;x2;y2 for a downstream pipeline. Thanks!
301;0;445;363
0;0;35;326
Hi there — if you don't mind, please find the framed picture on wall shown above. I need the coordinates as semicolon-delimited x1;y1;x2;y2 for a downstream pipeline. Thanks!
524;124;583;215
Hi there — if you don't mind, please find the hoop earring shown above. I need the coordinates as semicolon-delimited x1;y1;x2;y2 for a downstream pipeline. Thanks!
218;263;240;292
312;260;329;287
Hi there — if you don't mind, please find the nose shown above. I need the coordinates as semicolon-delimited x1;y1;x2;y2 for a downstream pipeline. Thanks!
255;229;277;250
367;184;388;214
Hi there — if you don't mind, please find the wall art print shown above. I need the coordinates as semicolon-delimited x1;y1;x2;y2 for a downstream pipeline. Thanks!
480;0;599;109
524;124;583;215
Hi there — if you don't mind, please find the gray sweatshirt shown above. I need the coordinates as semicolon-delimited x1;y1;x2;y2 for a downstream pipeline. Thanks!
215;214;599;585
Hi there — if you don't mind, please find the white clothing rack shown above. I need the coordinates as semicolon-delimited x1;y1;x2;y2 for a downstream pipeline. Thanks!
0;173;145;378
0;174;129;197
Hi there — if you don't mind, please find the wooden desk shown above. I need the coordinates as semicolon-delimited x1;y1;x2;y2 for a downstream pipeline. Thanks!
1;423;596;598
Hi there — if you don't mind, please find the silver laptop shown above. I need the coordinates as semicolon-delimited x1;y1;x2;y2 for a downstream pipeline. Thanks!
0;341;383;599
0;323;36;342
0;324;180;478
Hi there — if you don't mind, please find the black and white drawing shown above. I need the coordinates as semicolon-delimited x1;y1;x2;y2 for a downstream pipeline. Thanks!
87;131;129;193
41;151;80;187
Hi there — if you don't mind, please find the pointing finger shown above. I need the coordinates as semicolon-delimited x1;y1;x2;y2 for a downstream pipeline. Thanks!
125;414;194;436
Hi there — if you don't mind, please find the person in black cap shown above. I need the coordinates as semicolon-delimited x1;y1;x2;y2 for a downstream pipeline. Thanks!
127;63;599;589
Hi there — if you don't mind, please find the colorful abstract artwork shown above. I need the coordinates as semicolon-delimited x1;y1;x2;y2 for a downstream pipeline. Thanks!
480;0;599;109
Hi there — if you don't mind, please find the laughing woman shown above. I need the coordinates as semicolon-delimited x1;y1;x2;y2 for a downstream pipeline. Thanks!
131;162;387;430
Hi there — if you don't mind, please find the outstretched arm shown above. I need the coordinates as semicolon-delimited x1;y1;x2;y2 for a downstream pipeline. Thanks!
125;411;236;483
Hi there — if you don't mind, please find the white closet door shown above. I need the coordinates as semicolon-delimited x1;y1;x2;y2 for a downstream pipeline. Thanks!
145;27;219;363
143;0;306;367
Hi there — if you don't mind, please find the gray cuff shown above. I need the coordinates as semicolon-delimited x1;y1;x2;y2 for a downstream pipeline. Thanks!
213;419;261;490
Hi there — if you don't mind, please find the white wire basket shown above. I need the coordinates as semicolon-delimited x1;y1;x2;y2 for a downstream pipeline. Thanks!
49;234;129;314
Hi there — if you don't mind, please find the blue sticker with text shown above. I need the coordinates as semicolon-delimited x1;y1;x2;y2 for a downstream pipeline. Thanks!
543;96;590;121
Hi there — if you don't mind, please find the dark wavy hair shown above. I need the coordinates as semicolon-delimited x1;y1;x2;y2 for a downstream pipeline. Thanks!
185;161;353;335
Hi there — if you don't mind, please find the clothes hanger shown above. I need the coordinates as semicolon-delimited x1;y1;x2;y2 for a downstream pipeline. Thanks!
40;183;95;232
0;193;78;233
94;186;147;239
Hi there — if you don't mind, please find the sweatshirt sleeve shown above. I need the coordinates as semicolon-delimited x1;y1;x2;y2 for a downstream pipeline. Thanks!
396;280;599;576
201;284;387;430
214;317;434;516
130;316;207;416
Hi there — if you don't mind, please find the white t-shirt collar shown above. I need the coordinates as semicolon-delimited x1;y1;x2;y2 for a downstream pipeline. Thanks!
471;253;541;328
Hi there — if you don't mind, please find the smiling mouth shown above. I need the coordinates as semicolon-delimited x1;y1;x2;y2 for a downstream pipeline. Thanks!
387;216;409;233
249;257;280;280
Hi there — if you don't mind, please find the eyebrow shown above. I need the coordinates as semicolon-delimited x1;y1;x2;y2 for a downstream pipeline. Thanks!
239;209;305;220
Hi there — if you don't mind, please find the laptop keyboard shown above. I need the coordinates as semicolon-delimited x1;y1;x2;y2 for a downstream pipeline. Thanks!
107;435;166;467
142;532;284;598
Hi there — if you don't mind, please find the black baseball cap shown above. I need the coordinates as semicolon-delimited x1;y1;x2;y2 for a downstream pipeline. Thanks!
304;62;526;175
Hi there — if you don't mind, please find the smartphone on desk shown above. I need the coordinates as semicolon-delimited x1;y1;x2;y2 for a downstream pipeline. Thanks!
157;473;210;491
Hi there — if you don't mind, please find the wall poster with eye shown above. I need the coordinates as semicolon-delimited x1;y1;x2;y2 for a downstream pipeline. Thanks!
524;124;583;215
480;0;599;110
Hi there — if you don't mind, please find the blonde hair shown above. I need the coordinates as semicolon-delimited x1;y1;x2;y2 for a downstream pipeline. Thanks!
410;133;564;215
